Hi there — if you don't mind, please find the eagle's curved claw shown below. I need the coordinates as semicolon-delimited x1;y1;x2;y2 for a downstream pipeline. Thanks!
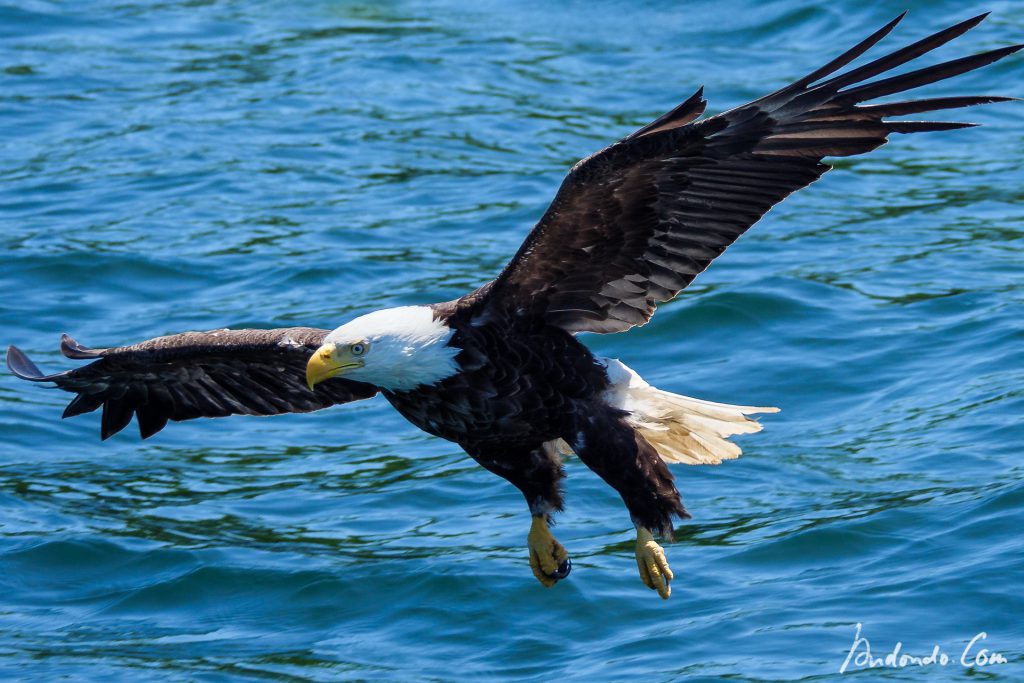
636;528;674;599
550;557;572;580
528;516;571;587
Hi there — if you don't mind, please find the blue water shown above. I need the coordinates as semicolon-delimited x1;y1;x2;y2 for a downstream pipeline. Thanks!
1;1;1022;680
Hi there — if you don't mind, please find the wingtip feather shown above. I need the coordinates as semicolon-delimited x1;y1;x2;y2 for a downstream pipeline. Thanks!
888;10;908;31
100;400;133;440
62;393;103;419
837;42;1024;105
60;333;100;359
957;12;991;33
886;120;978;133
860;95;1017;117
784;12;907;92
136;407;169;439
6;345;46;381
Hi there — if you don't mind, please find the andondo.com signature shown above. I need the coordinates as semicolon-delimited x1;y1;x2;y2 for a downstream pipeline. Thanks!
840;623;1009;673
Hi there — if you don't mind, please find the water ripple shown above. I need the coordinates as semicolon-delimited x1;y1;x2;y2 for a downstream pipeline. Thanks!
1;1;1022;681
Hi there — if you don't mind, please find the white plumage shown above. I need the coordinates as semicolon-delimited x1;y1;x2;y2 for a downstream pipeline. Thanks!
324;306;460;391
600;358;778;465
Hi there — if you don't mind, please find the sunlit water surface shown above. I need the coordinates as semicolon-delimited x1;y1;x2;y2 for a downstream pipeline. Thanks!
1;1;1022;681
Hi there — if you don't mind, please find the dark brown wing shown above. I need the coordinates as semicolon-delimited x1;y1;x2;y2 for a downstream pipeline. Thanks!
6;328;378;440
481;13;1020;333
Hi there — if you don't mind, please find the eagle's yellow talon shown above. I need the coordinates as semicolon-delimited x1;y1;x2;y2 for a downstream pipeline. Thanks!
527;516;571;587
636;528;674;599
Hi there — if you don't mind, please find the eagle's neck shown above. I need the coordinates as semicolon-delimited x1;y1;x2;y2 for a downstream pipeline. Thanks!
325;305;460;392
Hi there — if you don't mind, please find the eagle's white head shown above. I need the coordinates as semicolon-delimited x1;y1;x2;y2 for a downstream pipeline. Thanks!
306;306;460;392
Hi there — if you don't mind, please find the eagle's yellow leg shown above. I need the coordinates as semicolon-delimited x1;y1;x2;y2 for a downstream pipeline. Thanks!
636;528;674;599
527;516;571;587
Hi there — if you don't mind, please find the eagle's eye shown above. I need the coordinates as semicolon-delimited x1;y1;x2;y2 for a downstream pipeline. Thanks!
350;342;367;356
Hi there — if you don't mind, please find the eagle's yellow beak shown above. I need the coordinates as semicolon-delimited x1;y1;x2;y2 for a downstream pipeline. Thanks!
306;343;363;390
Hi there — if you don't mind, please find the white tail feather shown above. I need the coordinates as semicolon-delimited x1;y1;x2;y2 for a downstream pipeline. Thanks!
601;359;778;465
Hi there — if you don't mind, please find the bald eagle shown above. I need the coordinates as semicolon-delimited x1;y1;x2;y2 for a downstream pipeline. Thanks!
7;14;1019;599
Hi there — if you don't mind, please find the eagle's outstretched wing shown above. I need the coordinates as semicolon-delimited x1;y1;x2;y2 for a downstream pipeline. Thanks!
481;13;1019;333
6;328;378;439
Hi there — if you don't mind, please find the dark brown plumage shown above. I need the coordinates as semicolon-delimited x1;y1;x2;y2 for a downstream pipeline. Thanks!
486;12;1017;333
7;14;1018;597
7;329;377;439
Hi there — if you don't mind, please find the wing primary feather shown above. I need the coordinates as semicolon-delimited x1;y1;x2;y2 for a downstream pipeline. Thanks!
837;44;1024;104
885;120;977;133
781;12;907;92
815;13;990;92
62;393;104;418
6;346;47;381
859;95;1016;117
101;399;134;440
8;328;378;439
136;406;169;439
60;334;103;359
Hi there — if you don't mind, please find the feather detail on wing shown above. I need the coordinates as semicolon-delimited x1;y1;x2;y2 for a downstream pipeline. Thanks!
6;328;378;439
480;13;1019;333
